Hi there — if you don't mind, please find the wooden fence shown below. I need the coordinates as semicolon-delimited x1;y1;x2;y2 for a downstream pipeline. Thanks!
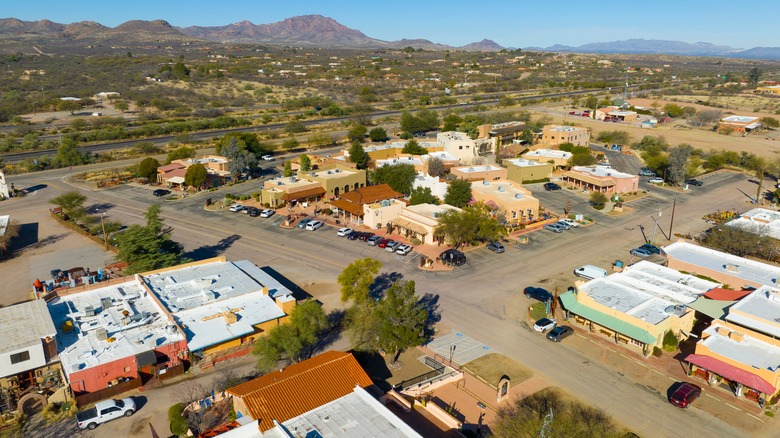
74;377;142;407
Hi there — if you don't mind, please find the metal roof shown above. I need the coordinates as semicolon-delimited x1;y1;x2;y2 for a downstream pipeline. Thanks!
664;241;780;288
559;291;657;344
0;299;56;355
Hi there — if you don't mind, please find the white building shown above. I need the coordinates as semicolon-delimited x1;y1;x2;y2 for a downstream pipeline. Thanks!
0;300;57;379
0;169;9;199
664;241;780;289
726;208;780;241
436;132;480;164
412;173;448;200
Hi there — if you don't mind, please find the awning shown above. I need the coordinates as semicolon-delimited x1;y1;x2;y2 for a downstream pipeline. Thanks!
390;217;428;236
281;187;325;202
135;350;157;367
703;288;752;301
685;354;776;395
167;176;185;184
329;199;364;217
687;296;737;320
559;291;657;344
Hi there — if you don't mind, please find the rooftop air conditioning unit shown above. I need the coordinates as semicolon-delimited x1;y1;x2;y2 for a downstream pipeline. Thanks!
84;305;95;317
498;186;505;192
96;328;108;341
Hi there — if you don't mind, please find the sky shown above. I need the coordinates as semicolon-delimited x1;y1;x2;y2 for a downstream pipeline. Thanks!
2;1;771;49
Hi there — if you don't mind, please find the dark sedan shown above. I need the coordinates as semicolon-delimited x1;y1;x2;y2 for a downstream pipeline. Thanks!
546;326;573;342
439;249;466;266
544;182;562;191
153;189;170;197
523;286;553;302
685;178;703;187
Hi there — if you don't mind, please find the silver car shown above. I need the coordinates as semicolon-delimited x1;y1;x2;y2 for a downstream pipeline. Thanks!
544;223;564;233
385;241;402;252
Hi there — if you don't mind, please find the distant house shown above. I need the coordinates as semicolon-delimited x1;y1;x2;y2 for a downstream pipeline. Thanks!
521;148;572;169
470;180;540;224
156;155;232;189
539;125;591;147
725;208;780;240
450;164;507;182
390;203;461;245
504;158;553;183
718;116;761;133
595;107;638;122
412;172;448;200
328;184;404;227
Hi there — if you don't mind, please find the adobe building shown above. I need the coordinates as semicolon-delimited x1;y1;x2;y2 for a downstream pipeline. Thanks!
450;164;507;182
470;180;540;224
718;116;761;134
504;158;553;184
522;148;572;168
390;203;461;245
328;184;405;228
563;165;639;194
539;125;590;147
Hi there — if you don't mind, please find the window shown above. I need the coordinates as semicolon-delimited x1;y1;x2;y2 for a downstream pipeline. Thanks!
10;351;30;364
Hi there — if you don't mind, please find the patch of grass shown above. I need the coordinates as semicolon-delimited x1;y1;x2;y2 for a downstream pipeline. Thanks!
464;353;533;387
765;411;774;417
529;302;547;320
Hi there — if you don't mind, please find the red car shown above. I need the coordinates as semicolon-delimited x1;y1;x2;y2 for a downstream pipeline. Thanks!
669;382;701;408
377;239;391;248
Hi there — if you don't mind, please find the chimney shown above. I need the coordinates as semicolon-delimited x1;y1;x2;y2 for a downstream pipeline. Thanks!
261;286;269;296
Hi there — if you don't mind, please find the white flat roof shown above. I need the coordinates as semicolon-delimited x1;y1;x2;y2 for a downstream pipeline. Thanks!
403;203;460;220
523;149;572;159
48;280;183;375
377;156;423;167
546;125;586;132
726;286;780;338
258;387;422;438
572;165;636;179
702;324;780;372
722;115;759;123
424;151;458;161
580;261;718;325
663;241;780;288
0;299;56;355
505;158;546;167
452;165;503;173
141;260;292;351
726;208;780;240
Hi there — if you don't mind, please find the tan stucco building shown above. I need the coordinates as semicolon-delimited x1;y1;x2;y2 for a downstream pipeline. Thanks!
540;125;590;147
261;176;325;208
522;149;572;168
504;158;553;184
563;165;639;194
303;166;367;199
470;180;539;224
390;203;461;246
328;184;404;226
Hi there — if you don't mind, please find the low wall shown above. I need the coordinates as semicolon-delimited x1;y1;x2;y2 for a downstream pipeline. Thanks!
380;390;412;413
400;371;463;398
415;399;462;430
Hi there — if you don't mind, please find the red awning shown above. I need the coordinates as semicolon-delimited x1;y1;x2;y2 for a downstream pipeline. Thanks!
685;354;776;395
703;288;752;301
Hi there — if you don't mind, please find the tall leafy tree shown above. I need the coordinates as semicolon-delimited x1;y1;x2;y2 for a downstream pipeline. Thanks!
223;138;258;179
667;144;692;186
283;160;293;177
427;157;446;178
373;280;428;361
115;205;189;274
348;140;369;170
435;202;507;247
299;154;312;172
137;157;160;180
184;163;207;189
402;139;429;155
444;178;472;208
253;300;329;372
371;164;416;195
166;146;196;164
337;258;382;303
409;187;437;205
49;191;87;221
368;127;388;142
55;137;86;167
347;125;368;142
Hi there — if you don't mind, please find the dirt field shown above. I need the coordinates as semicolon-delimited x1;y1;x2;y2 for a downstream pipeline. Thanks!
463;353;533;388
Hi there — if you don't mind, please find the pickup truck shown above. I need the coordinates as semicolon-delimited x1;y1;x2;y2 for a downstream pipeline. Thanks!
76;398;136;430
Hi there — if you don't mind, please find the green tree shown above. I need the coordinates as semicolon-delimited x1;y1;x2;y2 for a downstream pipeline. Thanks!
663;103;685;118
184;163;207;189
427;156;446;178
748;67;761;86
308;133;333;148
57;99;80;115
115;205;189;274
662;330;679;353
137;157;160;180
223;138;258;179
347;125;368;142
760;117;780;128
585;96;599;118
371;163;417;195
590;191;608;210
114;101;129;113
49;191;87;221
368;127;388;142
216;132;265;156
373;280;428;361
409;186;437;205
283;160;293;177
435;202;507;247
667;144;692;186
348;140;370;170
166;146;196;164
284;121;307;135
299;154;312;172
702;224;780;261
253;300;329;372
281;138;299;150
444;179;472;208
569;152;598;166
55;137;86;167
172;61;190;80
337;258;382;303
442;113;462;131
402;139;429;155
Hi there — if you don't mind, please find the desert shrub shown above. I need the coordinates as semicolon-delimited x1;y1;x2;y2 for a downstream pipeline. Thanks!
662;330;679;352
168;403;189;436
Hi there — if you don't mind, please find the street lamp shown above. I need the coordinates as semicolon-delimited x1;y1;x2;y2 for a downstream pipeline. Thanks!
100;213;108;249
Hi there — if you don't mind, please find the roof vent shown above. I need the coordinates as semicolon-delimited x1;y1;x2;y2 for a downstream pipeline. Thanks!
498;186;505;192
515;194;522;199
482;180;489;185
725;263;740;273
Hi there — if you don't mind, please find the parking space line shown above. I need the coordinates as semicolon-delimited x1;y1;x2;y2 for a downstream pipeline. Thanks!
668;376;677;382
605;347;616;353
705;394;718;400
575;334;587;339
651;369;664;376
746;413;765;422
619;353;632;360
725;403;741;411
633;360;647;368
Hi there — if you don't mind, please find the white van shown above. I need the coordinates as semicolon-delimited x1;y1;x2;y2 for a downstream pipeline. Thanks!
573;265;607;280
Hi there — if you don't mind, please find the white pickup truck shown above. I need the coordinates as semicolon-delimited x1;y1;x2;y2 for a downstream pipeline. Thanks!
76;398;136;430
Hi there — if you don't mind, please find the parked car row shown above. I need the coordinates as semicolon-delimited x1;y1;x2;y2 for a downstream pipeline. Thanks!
544;218;580;233
629;243;661;258
231;204;276;218
335;228;415;255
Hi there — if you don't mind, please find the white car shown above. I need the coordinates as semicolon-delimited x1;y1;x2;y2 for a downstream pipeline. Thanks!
337;227;353;237
648;177;664;184
396;244;413;255
259;209;275;218
261;155;275;161
560;218;580;228
305;220;324;231
229;204;244;212
533;318;557;333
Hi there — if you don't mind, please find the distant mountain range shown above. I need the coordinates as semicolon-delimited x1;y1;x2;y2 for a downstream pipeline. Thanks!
527;39;780;60
1;15;780;59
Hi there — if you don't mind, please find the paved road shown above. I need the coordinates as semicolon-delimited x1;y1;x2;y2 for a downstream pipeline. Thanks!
4;166;759;437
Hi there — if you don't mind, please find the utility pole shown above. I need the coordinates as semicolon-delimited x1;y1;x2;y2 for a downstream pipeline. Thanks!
100;213;108;249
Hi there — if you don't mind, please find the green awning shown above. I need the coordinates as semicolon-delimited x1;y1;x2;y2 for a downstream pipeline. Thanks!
687;297;737;320
559;291;657;344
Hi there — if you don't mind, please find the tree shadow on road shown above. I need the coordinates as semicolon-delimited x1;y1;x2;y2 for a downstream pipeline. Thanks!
183;234;241;260
307;309;346;359
418;293;442;342
369;271;403;300
87;202;116;214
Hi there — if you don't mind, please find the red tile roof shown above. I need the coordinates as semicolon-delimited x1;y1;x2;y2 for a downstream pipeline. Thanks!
226;351;372;431
338;184;403;205
686;353;775;394
158;163;186;173
703;288;752;301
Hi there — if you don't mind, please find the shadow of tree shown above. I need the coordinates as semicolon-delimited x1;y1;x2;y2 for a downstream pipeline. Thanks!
307;309;346;359
87;202;116;214
418;293;442;342
8;223;39;253
183;234;240;260
30;234;69;250
259;266;312;301
369;271;404;300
